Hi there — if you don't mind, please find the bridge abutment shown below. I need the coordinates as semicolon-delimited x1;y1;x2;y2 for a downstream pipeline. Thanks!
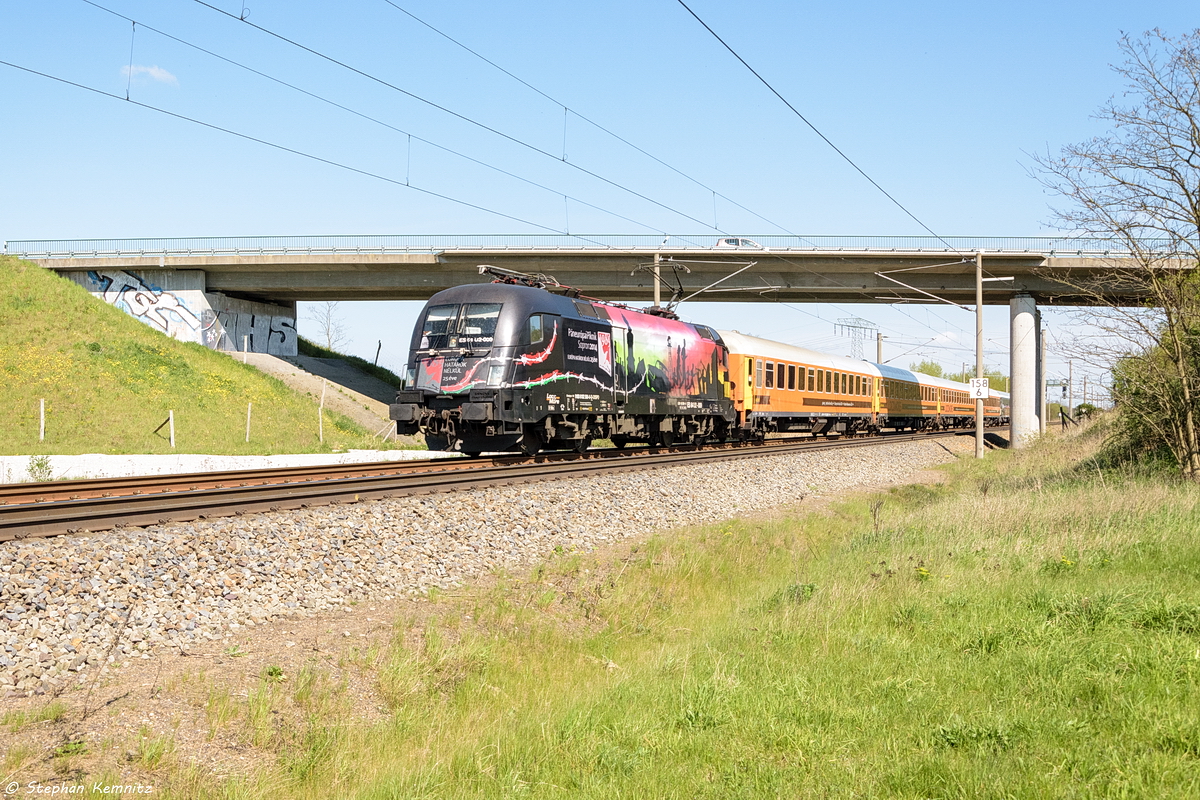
61;268;297;356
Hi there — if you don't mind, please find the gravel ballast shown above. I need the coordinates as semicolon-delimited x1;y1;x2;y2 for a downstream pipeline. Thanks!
0;437;972;695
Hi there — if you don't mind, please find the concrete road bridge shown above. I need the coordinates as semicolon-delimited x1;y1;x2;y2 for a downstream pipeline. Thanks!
5;233;1145;306
4;234;1159;448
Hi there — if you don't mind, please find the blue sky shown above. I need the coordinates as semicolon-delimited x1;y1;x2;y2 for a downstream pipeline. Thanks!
3;0;1192;400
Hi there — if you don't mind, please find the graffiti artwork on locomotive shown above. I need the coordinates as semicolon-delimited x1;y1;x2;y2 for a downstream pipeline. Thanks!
390;269;1010;454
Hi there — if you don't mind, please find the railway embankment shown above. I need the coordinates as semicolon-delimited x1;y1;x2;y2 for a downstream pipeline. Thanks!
0;256;391;456
0;437;972;696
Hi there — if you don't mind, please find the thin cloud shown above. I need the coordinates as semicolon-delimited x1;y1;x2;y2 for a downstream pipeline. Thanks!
120;65;178;86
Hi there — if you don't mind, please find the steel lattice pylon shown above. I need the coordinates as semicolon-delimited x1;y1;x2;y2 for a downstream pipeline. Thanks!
834;317;878;360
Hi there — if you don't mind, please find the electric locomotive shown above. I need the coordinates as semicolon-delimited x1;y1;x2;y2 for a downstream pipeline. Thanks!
390;268;735;455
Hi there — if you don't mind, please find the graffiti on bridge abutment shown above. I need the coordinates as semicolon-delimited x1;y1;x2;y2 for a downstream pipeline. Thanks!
80;269;298;356
89;269;200;333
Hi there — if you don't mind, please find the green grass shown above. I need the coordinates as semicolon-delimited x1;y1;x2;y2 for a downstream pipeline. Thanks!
297;336;404;388
2;700;69;731
0;256;386;455
131;420;1200;798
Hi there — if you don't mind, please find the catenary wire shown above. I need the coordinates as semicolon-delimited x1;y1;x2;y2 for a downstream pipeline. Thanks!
0;59;619;245
190;0;727;237
76;0;688;237
674;0;965;256
376;0;808;241
674;0;1012;297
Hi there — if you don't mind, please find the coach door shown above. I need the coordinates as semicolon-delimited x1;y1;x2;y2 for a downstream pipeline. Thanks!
607;322;632;408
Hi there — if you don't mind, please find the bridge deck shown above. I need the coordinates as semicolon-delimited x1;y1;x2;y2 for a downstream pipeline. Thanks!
4;235;1160;305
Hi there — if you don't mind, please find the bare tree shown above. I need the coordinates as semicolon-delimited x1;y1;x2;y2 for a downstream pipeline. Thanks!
305;301;351;353
1034;29;1200;478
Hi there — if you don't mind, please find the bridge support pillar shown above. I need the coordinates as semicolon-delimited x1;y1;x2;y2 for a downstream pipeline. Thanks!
1009;293;1039;448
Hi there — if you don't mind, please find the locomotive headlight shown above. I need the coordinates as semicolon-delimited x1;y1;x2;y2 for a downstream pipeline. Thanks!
487;364;506;387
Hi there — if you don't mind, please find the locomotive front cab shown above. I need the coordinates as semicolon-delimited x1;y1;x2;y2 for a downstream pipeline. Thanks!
390;283;572;455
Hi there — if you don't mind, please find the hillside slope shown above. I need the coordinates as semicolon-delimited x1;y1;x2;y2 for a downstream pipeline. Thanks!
0;256;381;456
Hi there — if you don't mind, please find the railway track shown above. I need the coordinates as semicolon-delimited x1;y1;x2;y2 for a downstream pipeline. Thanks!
0;431;970;542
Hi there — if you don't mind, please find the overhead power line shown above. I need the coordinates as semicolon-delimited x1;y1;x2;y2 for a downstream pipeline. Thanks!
376;0;800;238
675;0;966;257
190;0;725;235
0;58;614;242
76;0;686;237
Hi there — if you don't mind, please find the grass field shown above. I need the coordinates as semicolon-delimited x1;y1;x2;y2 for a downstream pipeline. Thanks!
100;420;1196;799
0;256;386;456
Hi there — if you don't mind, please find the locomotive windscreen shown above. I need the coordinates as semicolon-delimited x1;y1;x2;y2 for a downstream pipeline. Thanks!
418;303;503;350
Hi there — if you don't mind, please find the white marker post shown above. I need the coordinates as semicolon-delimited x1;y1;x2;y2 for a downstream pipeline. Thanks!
39;398;45;442
319;381;327;443
243;335;249;363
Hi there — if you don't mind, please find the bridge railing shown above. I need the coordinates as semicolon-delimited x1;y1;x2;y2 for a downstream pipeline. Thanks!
2;234;1166;259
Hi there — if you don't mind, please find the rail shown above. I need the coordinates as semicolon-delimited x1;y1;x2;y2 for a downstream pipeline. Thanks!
0;432;966;541
2;234;1170;259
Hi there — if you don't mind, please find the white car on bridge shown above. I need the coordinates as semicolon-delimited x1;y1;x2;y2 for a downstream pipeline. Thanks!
714;237;766;250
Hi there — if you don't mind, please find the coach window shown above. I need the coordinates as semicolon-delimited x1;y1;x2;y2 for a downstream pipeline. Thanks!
755;359;763;389
807;368;815;392
777;362;785;389
788;364;796;390
765;361;774;389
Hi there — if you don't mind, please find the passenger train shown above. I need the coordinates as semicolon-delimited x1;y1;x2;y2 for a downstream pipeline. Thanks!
390;269;1010;455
